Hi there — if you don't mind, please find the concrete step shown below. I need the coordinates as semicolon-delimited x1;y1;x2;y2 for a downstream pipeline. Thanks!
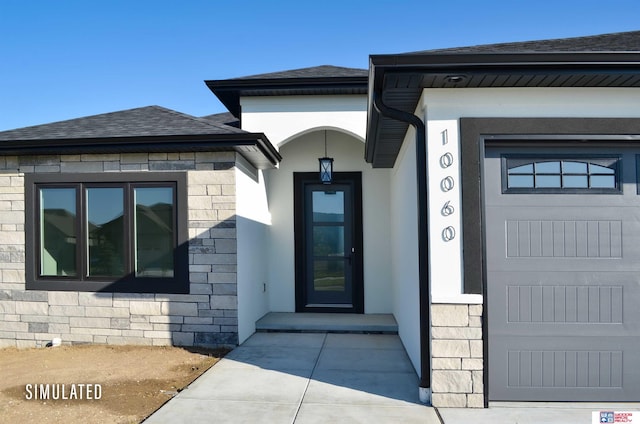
255;312;398;334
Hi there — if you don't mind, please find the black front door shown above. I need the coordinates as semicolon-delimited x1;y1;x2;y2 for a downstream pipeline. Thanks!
294;172;363;313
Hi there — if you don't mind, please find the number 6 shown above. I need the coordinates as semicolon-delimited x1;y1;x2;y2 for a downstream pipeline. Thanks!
442;201;454;216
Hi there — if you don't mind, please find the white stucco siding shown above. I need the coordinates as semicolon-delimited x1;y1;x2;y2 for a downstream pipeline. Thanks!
240;95;367;146
362;164;393;313
235;158;271;343
422;87;640;304
389;127;421;375
264;130;392;314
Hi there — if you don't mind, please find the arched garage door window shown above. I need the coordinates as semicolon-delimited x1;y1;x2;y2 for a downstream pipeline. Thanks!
502;156;620;193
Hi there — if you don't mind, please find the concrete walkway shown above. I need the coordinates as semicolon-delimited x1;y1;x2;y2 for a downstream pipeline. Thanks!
145;332;440;423
143;331;637;423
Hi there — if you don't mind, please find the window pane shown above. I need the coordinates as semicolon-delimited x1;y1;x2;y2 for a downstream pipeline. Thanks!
562;161;588;173
536;175;561;188
312;191;344;222
313;226;344;256
134;187;174;277
590;175;616;188
508;175;534;188
40;188;77;276
509;164;533;174
313;259;345;292
563;175;588;188
535;161;561;173
86;188;124;277
590;164;615;174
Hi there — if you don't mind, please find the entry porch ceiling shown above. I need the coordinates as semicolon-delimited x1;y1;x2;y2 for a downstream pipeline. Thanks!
367;52;640;168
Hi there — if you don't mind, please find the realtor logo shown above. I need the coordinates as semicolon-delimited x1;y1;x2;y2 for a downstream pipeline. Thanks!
593;411;636;423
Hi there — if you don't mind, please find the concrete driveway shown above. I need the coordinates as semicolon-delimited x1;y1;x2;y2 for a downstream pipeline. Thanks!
144;332;439;423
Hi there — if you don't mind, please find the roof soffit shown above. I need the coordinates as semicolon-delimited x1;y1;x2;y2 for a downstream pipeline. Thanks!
367;47;640;168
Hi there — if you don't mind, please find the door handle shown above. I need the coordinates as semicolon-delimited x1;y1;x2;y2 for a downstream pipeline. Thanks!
344;248;355;265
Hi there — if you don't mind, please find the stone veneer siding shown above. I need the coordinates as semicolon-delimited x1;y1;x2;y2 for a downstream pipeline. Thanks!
431;304;484;408
0;152;240;348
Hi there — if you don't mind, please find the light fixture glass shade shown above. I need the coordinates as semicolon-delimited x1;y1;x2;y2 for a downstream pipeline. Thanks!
319;157;334;184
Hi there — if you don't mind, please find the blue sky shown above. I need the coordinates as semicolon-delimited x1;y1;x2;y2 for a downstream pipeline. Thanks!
1;0;639;131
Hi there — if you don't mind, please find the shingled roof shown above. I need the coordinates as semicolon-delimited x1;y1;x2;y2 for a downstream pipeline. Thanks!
409;30;640;54
206;65;368;118
0;106;245;141
0;106;281;168
200;112;240;128
231;65;367;80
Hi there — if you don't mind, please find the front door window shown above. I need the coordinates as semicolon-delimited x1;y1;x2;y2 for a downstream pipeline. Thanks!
307;186;352;305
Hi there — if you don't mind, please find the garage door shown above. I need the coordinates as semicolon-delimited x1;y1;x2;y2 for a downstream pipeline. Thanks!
485;146;640;401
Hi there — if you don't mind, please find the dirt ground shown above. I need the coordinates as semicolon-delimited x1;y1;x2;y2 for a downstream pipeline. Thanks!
0;344;227;423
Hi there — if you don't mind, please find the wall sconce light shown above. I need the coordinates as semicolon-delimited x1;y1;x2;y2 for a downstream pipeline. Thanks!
318;130;333;184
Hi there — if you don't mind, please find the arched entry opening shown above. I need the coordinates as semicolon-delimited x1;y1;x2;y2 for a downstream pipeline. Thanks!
264;128;391;315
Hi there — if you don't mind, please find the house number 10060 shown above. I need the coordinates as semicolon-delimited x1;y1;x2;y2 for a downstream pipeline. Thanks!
439;151;456;241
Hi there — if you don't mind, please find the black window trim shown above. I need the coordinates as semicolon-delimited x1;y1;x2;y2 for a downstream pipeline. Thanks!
500;153;622;194
25;172;189;293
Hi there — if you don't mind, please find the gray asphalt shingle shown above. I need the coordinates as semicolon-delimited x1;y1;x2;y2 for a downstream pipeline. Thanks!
0;105;246;141
200;112;240;128
230;65;367;80
407;30;640;54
